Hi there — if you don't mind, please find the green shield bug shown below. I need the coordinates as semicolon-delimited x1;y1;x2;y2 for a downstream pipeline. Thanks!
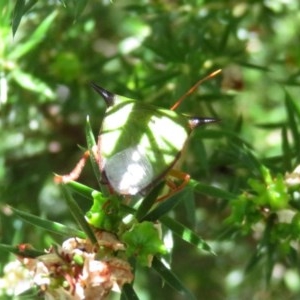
55;70;221;196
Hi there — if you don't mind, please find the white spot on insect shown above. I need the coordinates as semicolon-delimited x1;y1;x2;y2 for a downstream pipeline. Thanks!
104;146;153;195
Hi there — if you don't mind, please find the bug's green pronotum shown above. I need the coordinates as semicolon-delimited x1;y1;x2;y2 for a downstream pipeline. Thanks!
55;70;221;196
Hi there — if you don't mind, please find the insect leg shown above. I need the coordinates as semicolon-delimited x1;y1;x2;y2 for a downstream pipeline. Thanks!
155;169;190;202
54;146;98;184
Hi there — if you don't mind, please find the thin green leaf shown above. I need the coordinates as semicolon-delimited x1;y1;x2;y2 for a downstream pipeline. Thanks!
287;245;298;266
12;0;37;36
192;139;209;176
226;143;263;176
266;245;275;285
255;122;286;129
152;256;196;300
121;258;137;300
121;283;139;300
246;214;277;274
12;0;25;37
59;0;67;7
234;115;243;133
11;207;86;238
120;203;136;215
198;129;252;148
85;116;103;187
10;10;57;58
16;286;40;299
85;116;112;196
284;90;300;120
142;189;187;222
141;71;179;89
218;15;235;51
0;2;12;27
61;185;97;244
11;69;55;99
277;79;300;87
66;180;95;200
85;116;96;146
245;247;264;273
0;243;44;258
161;216;215;254
191;180;236;201
285;91;300;161
135;181;165;221
74;0;88;21
238;62;270;72
182;187;196;226
281;125;292;171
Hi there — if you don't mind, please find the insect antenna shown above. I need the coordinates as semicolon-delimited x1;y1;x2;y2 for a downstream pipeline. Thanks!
170;69;222;111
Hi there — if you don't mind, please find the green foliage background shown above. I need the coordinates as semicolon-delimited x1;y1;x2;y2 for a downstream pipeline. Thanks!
1;1;300;299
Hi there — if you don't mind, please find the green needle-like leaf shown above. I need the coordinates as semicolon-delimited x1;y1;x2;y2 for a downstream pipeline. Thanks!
85;116;111;196
121;283;139;300
61;185;97;244
11;69;55;99
0;243;44;258
135;181;165;221
285;91;300;162
151;256;196;300
11;0;37;37
65;180;95;200
10;10;57;57
74;0;87;20
11;0;25;37
85;116;100;181
191;180;236;201
141;189;186;221
11;207;86;238
281;125;292;171
161;216;215;254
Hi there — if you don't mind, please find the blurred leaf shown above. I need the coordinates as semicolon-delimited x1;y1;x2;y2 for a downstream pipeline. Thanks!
11;206;86;238
51;52;82;82
284;91;300;162
142;189;187;222
151;256;196;300
10;10;57;58
238;62;270;71
0;243;44;258
198;129;252;148
61;185;97;244
191;180;235;201
182;186;196;226
161;216;214;254
85;116;105;192
135;181;165;221
12;0;24;36
16;287;40;299
73;0;88;20
1;2;13;28
245;247;264;274
121;283;139;300
11;69;55;99
59;0;67;7
281;126;293;171
65;180;95;200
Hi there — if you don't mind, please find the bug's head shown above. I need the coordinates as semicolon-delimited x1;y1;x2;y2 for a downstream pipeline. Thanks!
188;117;219;130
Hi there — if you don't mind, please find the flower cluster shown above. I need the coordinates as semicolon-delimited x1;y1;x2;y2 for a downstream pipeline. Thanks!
18;232;133;300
